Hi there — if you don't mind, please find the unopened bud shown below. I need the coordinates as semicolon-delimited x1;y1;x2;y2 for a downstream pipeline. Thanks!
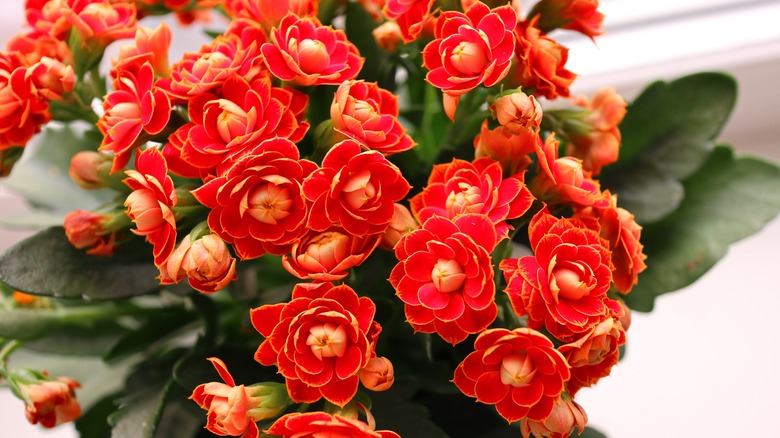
380;204;418;250
492;91;542;133
69;151;113;189
359;357;395;392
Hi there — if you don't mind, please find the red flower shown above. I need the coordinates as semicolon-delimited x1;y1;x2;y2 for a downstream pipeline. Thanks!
511;17;576;99
69;0;138;49
261;13;363;86
574;191;647;293
123;147;177;277
98;62;171;173
531;133;606;209
330;80;415;155
224;0;318;32
382;0;435;43
251;283;382;407
303;139;410;236
0;53;51;151
281;227;382;282
390;214;498;345
566;87;627;175
473;120;537;177
266;412;400;438
114;22;172;78
500;210;613;341
453;328;570;423
62;209;120;256
410;157;534;245
191;358;291;438
192;137;316;260
22;378;81;429
165;232;237;294
530;0;604;40
164;34;264;102
519;395;588;438
422;3;516;97
558;312;626;396
181;75;308;175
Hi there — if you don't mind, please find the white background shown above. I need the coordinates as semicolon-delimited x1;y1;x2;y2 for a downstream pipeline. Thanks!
1;1;779;437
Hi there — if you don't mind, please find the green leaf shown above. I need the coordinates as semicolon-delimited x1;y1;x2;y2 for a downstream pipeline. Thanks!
610;72;737;179
344;2;384;83
108;349;187;438
23;321;129;356
76;393;121;438
371;378;449;438
602;165;684;224
577;426;608;438
104;308;199;364
0;123;114;228
626;145;780;311
0;226;164;299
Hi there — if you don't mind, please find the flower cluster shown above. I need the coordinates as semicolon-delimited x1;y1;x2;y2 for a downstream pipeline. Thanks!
0;1;652;437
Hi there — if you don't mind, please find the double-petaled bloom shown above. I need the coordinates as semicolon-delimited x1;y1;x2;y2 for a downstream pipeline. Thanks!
422;3;517;117
303;139;411;236
330;80;416;155
500;210;613;341
531;133;606;209
98;61;172;173
519;394;588;438
382;0;435;43
410;157;534;246
224;0;318;33
68;0;138;50
390;214;498;345
192;137;316;260
266;412;400;438
176;75;308;175
190;357;291;438
574;191;646;293
261;13;363;86
453;328;571;423
511;17;576;100
281;227;382;282
558;310;626;396
123;147;178;278
0;53;67;151
252;283;383;407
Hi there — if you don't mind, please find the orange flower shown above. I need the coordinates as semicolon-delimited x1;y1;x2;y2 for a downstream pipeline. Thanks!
530;0;604;40
382;0;435;43
558;313;626;395
62;209;121;256
531;133;606;209
380;203;418;250
266;412;400;438
282;227;382;282
0;53;51;151
511;17;576;99
453;328;570;423
190;357;291;438
69;0;138;50
261;13;363;86
330;80;416;155
473;120;536;177
519;394;588;438
166;232;237;294
359;357;395;392
22;378;81;429
566;87;627;175
224;0;318;32
492;90;543;134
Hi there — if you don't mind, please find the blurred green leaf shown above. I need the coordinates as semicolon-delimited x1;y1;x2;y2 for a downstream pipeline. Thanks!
372;377;449;438
0;226;164;299
345;2;384;83
0;123;114;228
0;303;132;341
76;394;121;438
104;308;198;364
23;321;128;356
610;72;737;179
604;72;738;224
626;145;780;311
577;426;608;438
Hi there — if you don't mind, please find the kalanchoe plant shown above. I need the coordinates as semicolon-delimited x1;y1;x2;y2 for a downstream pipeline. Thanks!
1;1;779;437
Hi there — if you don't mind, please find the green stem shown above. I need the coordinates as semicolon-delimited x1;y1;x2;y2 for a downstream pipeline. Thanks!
0;339;22;376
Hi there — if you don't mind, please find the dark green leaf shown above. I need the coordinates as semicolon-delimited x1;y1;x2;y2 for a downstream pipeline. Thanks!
626;145;780;311
172;345;279;392
109;349;187;438
23;321;128;356
610;72;737;179
371;378;449;438
0;226;164;299
345;2;384;83
0;303;131;341
76;393;121;438
603;165;684;224
0;124;114;228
